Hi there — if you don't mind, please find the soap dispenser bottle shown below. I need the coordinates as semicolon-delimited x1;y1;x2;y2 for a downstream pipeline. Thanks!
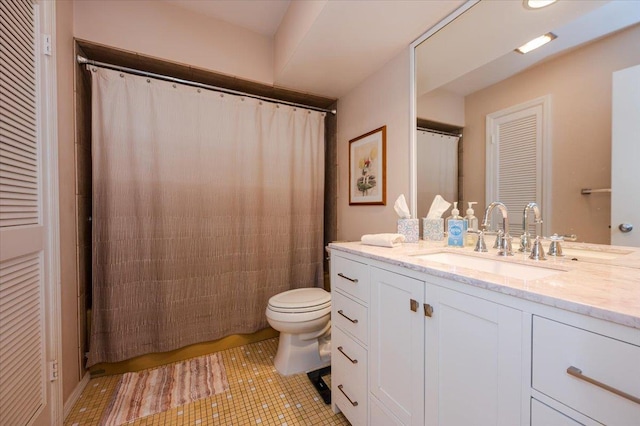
464;202;479;247
446;202;465;247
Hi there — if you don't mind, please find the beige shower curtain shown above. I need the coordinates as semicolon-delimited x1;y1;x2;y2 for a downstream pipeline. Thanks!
416;129;459;218
87;68;325;366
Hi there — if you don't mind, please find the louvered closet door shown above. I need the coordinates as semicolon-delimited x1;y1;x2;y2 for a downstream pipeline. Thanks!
0;1;51;425
486;97;549;237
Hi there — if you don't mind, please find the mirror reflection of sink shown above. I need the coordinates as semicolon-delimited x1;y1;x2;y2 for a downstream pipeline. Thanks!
559;247;631;260
413;252;564;280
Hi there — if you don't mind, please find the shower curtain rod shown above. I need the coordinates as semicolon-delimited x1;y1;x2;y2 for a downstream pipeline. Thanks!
77;55;337;115
417;126;462;138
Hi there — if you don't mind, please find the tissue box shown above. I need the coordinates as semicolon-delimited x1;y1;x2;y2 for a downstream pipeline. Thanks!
397;218;419;243
423;218;444;241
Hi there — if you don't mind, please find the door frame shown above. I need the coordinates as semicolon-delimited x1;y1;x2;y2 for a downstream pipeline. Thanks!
40;0;63;423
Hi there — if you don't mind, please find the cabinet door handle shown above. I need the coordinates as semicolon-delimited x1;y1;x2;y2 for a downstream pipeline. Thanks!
337;272;358;283
337;346;358;364
337;309;358;324
410;299;419;312
337;384;359;406
566;366;640;405
424;303;434;317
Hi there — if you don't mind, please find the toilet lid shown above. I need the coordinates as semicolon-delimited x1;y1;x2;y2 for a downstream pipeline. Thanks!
268;288;331;312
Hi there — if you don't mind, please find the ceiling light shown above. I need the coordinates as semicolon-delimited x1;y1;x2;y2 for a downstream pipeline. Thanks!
524;0;557;9
515;33;557;54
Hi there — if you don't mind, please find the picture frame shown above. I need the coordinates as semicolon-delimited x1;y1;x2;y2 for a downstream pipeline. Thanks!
349;125;386;205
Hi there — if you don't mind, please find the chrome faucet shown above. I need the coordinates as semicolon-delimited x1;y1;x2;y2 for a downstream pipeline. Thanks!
519;202;543;254
482;201;513;256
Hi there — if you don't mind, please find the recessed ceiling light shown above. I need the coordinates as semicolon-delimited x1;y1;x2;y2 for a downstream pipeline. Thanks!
515;32;557;54
524;0;557;9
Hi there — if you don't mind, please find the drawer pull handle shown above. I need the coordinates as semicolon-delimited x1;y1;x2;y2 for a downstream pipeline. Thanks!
338;384;359;406
337;310;358;324
337;346;358;364
337;273;358;283
566;366;640;405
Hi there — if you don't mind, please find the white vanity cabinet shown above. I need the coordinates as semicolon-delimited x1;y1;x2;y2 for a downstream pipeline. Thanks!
424;283;524;426
329;245;640;426
331;250;525;426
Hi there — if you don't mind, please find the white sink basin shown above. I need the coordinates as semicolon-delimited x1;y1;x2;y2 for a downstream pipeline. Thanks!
560;247;630;260
413;252;563;280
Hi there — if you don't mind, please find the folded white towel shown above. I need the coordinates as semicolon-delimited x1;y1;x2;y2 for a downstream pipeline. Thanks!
361;233;406;248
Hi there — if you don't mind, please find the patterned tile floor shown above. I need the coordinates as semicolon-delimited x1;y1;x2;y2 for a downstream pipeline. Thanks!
64;338;349;426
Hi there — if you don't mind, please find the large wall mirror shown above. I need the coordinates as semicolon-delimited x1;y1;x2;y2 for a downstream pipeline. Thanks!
410;0;640;245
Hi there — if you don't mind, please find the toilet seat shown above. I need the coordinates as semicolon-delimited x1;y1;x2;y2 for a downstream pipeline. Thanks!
268;288;331;313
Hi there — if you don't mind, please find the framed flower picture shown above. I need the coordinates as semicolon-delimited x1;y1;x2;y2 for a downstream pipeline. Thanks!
349;126;386;205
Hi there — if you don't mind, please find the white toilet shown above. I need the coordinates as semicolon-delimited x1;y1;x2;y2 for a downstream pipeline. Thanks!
266;287;331;376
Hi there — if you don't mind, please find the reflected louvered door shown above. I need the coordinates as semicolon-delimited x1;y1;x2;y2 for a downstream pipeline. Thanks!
487;99;546;237
0;1;50;425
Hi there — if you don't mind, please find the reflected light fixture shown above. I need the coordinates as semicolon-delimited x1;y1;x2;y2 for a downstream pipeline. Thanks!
524;0;557;9
515;32;557;54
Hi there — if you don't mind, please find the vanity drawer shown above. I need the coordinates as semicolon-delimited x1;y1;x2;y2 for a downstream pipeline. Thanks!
333;290;368;345
333;327;368;426
331;255;370;303
532;316;640;425
531;399;581;426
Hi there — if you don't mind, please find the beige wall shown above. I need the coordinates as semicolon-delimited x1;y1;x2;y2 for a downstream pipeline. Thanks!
336;49;411;242
463;25;640;244
417;88;465;127
73;0;273;85
55;0;79;403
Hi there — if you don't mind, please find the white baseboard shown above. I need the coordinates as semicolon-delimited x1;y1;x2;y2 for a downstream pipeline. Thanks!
63;372;91;420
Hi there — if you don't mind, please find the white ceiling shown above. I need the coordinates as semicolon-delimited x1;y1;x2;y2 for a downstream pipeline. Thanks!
163;0;466;98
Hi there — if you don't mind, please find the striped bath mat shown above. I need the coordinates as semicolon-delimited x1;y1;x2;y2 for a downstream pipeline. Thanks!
101;353;229;425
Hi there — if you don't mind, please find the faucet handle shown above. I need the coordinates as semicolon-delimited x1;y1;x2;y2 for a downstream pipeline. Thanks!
474;230;488;252
529;236;546;260
546;234;564;256
493;229;504;249
519;232;532;253
498;234;514;256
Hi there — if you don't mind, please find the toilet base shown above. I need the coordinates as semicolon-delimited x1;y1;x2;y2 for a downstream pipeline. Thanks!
273;332;330;376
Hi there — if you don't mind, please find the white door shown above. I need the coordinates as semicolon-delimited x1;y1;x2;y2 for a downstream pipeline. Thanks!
369;267;424;426
486;96;551;236
0;1;60;424
611;64;640;247
424;284;523;426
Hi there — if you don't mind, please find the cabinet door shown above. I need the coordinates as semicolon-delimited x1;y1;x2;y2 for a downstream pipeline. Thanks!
370;267;425;426
370;394;404;426
425;285;523;426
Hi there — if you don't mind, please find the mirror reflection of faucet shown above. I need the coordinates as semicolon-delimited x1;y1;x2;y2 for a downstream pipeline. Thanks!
520;202;543;255
481;201;513;256
546;234;564;257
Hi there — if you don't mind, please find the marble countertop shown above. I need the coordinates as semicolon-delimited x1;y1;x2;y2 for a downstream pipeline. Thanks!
328;239;640;329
